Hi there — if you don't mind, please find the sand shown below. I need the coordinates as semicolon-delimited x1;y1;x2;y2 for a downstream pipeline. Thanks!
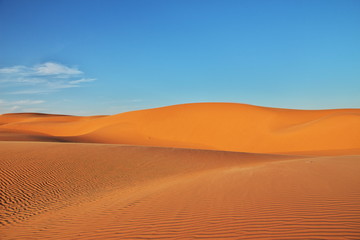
1;103;359;239
1;103;359;154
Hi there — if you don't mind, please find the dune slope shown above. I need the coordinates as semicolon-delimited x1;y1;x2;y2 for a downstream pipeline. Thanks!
1;103;359;154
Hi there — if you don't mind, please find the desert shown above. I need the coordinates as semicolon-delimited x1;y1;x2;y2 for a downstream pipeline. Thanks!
1;102;360;239
1;1;359;238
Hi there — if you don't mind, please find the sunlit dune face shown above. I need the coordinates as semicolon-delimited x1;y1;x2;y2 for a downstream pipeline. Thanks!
1;103;359;154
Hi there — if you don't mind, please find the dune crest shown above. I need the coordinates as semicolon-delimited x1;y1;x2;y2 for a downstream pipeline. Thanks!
1;103;359;154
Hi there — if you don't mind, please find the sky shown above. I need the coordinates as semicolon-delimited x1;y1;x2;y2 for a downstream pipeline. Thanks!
0;0;359;115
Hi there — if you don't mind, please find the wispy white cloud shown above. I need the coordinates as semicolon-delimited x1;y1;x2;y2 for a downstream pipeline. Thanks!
0;62;96;113
0;66;26;74
35;62;82;75
9;100;45;105
69;78;96;84
8;89;54;95
0;99;45;113
0;99;45;105
0;62;82;76
0;62;96;94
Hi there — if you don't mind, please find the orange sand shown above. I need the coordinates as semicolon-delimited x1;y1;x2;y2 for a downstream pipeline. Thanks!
0;103;359;239
1;103;359;154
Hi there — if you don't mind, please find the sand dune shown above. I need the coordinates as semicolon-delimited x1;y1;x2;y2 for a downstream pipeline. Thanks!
1;103;359;239
1;103;359;154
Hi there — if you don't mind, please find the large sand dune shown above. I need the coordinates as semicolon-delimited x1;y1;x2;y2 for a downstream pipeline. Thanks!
1;103;359;239
1;103;359;154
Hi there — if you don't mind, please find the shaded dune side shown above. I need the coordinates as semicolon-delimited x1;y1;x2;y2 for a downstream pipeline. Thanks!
0;129;69;142
1;142;359;239
0;141;295;227
0;113;105;141
0;113;84;126
1;103;360;153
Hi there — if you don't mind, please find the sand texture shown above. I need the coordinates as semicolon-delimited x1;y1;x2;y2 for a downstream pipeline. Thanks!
1;103;359;239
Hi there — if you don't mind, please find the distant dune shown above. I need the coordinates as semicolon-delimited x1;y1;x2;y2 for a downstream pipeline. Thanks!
1;103;359;154
1;103;359;239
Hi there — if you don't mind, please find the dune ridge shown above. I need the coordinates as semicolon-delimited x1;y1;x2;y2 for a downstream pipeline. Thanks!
0;103;359;154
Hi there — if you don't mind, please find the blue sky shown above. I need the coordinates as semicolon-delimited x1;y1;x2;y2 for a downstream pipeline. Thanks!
0;0;359;115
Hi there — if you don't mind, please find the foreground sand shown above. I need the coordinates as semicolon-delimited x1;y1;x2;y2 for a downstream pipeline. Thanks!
1;141;359;239
1;103;360;239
